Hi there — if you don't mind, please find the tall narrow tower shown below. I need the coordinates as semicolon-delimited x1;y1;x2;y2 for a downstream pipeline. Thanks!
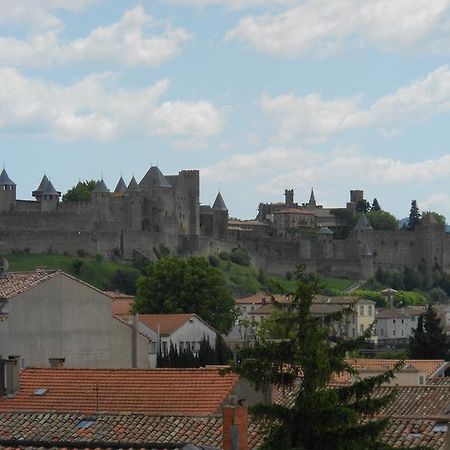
0;169;16;212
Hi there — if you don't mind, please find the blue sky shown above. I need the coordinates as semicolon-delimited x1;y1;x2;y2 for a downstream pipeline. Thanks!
1;0;450;220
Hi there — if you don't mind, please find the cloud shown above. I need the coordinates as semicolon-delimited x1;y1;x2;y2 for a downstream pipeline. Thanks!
260;65;450;141
0;6;191;67
202;146;450;193
166;0;295;9
0;68;224;141
226;0;450;57
0;0;100;30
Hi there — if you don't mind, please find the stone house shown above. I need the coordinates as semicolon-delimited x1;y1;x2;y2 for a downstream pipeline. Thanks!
0;270;148;368
374;306;423;346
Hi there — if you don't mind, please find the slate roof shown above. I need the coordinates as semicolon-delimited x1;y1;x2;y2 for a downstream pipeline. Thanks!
0;368;240;415
0;411;262;450
353;213;373;231
93;179;110;193
127;176;139;191
212;192;227;211
33;174;49;193
0;270;59;300
0;169;15;186
114;177;127;194
42;179;60;196
139;167;172;189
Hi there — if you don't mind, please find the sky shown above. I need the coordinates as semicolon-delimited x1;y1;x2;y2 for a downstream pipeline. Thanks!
1;0;450;220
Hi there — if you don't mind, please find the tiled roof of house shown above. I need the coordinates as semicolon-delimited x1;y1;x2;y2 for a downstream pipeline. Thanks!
111;299;134;316
427;377;450;386
236;293;286;305
138;314;209;335
0;411;262;450
0;368;239;415
0;270;60;300
383;418;448;450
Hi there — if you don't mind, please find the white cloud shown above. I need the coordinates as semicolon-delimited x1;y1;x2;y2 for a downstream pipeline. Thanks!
0;68;223;141
226;0;450;57
202;146;450;192
0;0;100;30
0;6;191;67
261;65;450;141
166;0;295;9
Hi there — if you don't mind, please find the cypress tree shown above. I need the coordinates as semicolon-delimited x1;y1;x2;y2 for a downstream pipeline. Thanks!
371;198;381;211
407;200;421;231
229;267;429;450
409;304;449;359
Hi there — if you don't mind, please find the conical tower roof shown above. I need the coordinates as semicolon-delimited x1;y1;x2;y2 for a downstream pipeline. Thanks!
35;174;49;193
43;179;60;196
354;213;373;231
308;188;316;206
114;176;127;194
212;192;228;211
127;176;139;191
318;226;333;235
0;169;15;186
139;166;172;188
93;179;110;193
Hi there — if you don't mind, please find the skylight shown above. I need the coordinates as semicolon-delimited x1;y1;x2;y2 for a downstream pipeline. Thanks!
433;422;448;433
77;419;95;429
33;388;48;396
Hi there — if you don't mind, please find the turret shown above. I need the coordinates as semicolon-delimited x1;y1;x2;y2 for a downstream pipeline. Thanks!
113;176;127;196
284;189;294;207
40;179;60;212
318;226;334;259
308;188;316;207
0;169;16;212
212;191;228;240
32;174;49;202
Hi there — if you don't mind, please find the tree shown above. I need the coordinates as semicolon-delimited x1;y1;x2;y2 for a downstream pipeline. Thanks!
422;211;446;226
134;256;237;333
229;267;428;450
409;304;449;359
356;199;370;213
407;200;421;231
371;198;381;211
367;210;398;230
62;180;98;202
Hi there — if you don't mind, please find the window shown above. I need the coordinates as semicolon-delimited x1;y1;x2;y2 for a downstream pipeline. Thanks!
359;305;364;315
393;330;396;336
401;319;404;324
179;342;185;351
401;330;404;336
359;324;364;335
162;341;168;354
149;342;157;354
393;319;396;324
352;328;356;337
419;376;425;385
368;305;373;316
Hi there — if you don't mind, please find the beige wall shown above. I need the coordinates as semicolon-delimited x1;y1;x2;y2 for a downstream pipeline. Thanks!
0;273;148;368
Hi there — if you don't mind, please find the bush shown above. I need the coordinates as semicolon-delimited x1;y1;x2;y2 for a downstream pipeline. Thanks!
111;269;139;295
208;254;220;267
71;259;84;277
351;289;386;307
230;247;250;266
95;253;104;263
219;251;230;261
394;290;427;306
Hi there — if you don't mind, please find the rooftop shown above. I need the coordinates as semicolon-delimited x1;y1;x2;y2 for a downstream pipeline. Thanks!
0;270;60;300
0;367;239;415
138;313;212;335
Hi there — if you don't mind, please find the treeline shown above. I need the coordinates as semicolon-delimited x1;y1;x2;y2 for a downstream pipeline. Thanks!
157;335;233;368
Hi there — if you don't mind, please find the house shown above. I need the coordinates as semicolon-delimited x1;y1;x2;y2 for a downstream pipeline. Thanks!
136;313;218;368
374;306;423;346
0;270;149;368
236;292;376;342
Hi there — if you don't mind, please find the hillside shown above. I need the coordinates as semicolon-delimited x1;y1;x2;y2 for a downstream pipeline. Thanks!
4;253;355;297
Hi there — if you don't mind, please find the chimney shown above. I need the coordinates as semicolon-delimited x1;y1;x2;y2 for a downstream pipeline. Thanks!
223;400;248;450
49;357;65;368
4;356;20;395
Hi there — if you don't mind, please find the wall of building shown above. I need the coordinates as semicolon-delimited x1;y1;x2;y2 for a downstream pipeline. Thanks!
0;273;148;368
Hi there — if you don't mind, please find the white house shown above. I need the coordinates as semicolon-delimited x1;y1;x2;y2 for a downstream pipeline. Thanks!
374;306;423;346
0;270;149;368
129;313;218;368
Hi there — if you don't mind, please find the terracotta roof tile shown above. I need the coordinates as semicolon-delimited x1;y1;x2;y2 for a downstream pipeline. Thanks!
0;271;60;299
0;368;239;416
138;314;198;335
111;299;134;316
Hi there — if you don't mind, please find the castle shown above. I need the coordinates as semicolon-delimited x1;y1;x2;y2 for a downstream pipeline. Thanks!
0;166;449;280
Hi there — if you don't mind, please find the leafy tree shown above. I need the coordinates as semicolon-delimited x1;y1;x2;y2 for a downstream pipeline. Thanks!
428;287;448;304
409;304;449;359
134;256;237;333
230;247;251;266
371;198;381;211
367;210;398;230
407;200;421;231
330;209;358;239
111;269;139;295
229;267;426;450
62;180;98;202
422;211;446;226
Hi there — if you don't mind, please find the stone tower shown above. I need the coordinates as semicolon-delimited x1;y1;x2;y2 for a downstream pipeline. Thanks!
0;169;16;213
284;189;294;207
92;179;111;222
40;179;60;213
212;192;228;240
317;226;334;259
